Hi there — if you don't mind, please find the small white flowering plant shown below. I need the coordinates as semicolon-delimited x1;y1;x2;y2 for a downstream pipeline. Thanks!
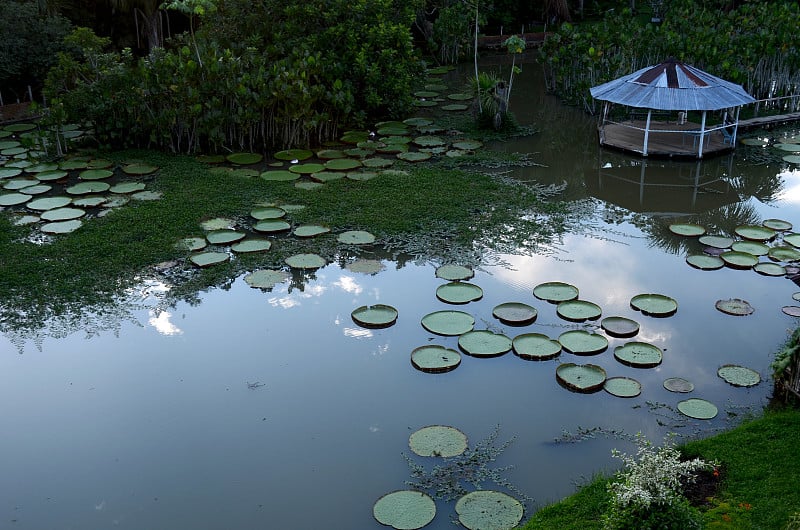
603;433;716;529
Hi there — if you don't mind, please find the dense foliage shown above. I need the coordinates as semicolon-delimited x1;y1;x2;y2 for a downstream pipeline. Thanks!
539;0;800;110
43;0;423;153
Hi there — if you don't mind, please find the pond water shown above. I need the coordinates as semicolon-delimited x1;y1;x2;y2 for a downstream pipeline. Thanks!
2;63;800;529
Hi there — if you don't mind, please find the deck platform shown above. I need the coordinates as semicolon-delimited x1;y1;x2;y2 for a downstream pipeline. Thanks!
598;120;733;159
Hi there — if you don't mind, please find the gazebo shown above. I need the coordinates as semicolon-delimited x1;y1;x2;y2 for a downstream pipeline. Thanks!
590;59;756;159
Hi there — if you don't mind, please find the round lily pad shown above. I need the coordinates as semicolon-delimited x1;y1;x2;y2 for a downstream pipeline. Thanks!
294;225;330;238
458;330;512;357
754;262;786;276
409;425;467;457
40;207;86;222
782;306;800;317
436;282;483;304
784;155;800;164
720;250;759;269
244;269;290;289
285;253;327;269
289;163;326;175
87;159;113;169
677;398;718;420
274;149;313;161
763;218;792;231
614;342;663;367
295;181;323;190
784;233;800;248
41;220;82;234
768;246;800;262
735;224;776;241
109;182;147;194
251;206;286;220
373;490;436;530
731;240;769;256
324;158;361;171
556;300;602;322
345;259;385;275
351;303;399;329
26;196;72;210
0;167;22;179
412;99;437;107
403;117;434;127
3;122;35;132
340;131;370;144
717;364;760;387
740;137;769;146
177;237;207;251
443;104;469;111
630;293;677;317
35;170;68;182
447;93;473;101
435;264;474;281
397;151;432;162
0;192;31;206
715;298;754;316
668;223;705;237
20;184;52;195
558;330;608;355
310;171;345;183
3;178;37;190
260;170;300;181
206;229;246;245
775;143;800;152
413;136;446;147
411;345;461;373
121;163;158;175
25;163;59;173
79;169;113;180
226;152;262;165
316;149;346;160
253;219;291;233
338;230;376;244
231;239;272;253
556;363;606;392
600;316;640;338
533;281;578;303
421;310;475;336
604;377;642;398
455;490;523;530
189;251;229;267
362;157;395;168
492;302;537;325
67;182;110;195
698;235;734;249
663;377;694;393
512;333;562;360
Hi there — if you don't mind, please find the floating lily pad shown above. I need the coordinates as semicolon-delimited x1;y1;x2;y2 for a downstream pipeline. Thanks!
189;251;229;267
41;219;82;234
409;425;468;457
413;136;446;147
698;235;734;249
412;99;437;107
630;293;677;317
230;239;272;253
251;206;286;220
383;136;412;145
403;117;434;127
717;364;761;387
345;259;385;275
754;262;786;276
260;170;300;181
79;169;113;180
340;131;370;144
25;163;59;173
20;184;52;195
664;377;694;393
362;157;395;168
72;195;106;208
352;304;398;328
768;246;800;262
87;159;113;169
206;229;246;245
763;218;792;231
447;93;473;101
677;398;718;420
67;182;110;195
411;345;461;373
253;219;291;233
492;302;537;325
533;281;579;303
436;282;483;304
3;178;37;190
720;250;759;269
324;158;361;171
0;193;31;206
512;333;562;360
784;233;800;248
600;316;640;337
294;224;330;238
455;490;523;530
289;163;326;175
1;146;27;156
458;330;512;357
669;223;706;236
435;264;474;281
556;300;602;322
274;149;313;161
373;490;436;530
40;207;86;222
310;171;345;182
316;149;346;160
782;306;800;317
3;123;35;132
784;155;800;164
285;253;326;269
26;196;72;210
414;90;440;98
421;310;475;336
442;104;469;111
556;363;606;392
338;230;376;244
131;190;162;201
177;237;207;251
244;269;290;289
735;224;776;241
110;182;147;194
775;143;800;152
0;140;19;149
344;148;375;158
121;163;158;175
558;330;608;355
347;171;378;181
12;214;39;225
226;152;262;165
731;240;769;256
35;170;68;181
614;342;663;367
604;377;642;398
0;168;22;179
397;151;432;162
740;137;769;146
715;298;754;316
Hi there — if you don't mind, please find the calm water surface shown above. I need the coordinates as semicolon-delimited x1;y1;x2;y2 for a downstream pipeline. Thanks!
2;65;800;529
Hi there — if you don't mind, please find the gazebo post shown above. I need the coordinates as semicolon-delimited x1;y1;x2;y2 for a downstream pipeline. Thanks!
732;106;741;144
642;109;652;157
697;110;707;158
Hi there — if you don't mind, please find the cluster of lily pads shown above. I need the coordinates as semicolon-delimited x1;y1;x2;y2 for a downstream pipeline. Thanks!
0;123;161;235
740;134;800;164
669;217;800;317
373;425;524;530
351;265;762;423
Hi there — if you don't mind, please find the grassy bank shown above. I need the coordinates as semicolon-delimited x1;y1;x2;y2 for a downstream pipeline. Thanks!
520;408;800;529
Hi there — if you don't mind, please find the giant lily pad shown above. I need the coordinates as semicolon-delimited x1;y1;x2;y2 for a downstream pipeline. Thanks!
109;182;147;194
289;163;326;175
373;490;436;530
73;196;107;208
397;151;432;162
630;293;677;317
717;364;760;387
754;262;786;276
411;345;461;373
285;253;326;269
435;264;473;281
0;193;30;206
768;246;800;262
436;282;483;304
600;316;640;338
316;149;346;160
274;149;313;161
177;237;207;251
67;182;110;195
19;184;52;195
338;230;376;244
189;251;229;267
558;330;608;355
310;171;345;183
492;302;537;325
784;233;800;248
0;168;22;179
346;259;385;275
324;158;361;171
763;218;792;231
251;206;286;220
731;240;769;256
669;223;705;236
226;152;262;165
351;304;398;328
663;377;694;393
231;239;272;253
40;207;86;222
253;219;291;233
458;330;512;357
26;196;72;210
604;377;642;398
206;229;246;245
720;250;759;269
556;300;602;322
41;220;82;234
533;281;578;303
715;298;753;316
294;225;330;238
734;224;776;241
421;310;474;336
614;342;663;367
244;269;290;289
3;178;37;190
413;136;446;147
35;170;68;182
677;398;718;419
121;163;158;175
556;363;606;392
455;490;523;530
512;333;562;360
260;170;300;181
409;425;467;457
698;235;733;249
79;169;113;180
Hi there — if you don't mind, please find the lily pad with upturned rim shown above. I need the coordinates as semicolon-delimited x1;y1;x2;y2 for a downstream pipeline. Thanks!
533;281;579;303
717;364;761;387
244;269;290;289
189;251;229;267
512;333;562;360
411;345;461;373
768;246;800;262
397;151;432;162
715;298;754;316
754;262;786;276
177;237;207;251
435;264;473;281
458;330;512;357
698;235;734;249
346;259;385;275
421;310;475;336
121;163;158;175
0;193;31;206
226;152;263;165
436;282;483;304
555;363;606;392
250;206;286;220
455;490;523;530
721;250;759;269
735;224;776;241
324;158;362;171
373;490;436;530
604;377;642;398
492;302;537;325
731;240;769;256
556;300;602;322
78;169;113;180
677;398;718;419
614;342;663;367
206;229;246;245
293;225;330;238
231;239;272;253
40;207;86;222
288;163;326;175
630;293;677;317
351;304;398;328
109;182;147;194
34;170;68;182
253;219;291;233
782;306;800;317
409;425;468;457
67;182;110;195
668;223;706;237
20;184;52;196
664;377;694;393
285;253;327;269
558;330;608;355
600;316;640;338
763;218;792;231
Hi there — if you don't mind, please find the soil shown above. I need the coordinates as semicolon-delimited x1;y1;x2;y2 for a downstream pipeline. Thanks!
683;465;725;507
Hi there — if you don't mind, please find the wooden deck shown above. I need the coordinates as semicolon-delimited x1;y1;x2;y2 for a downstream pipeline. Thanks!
598;120;734;159
738;111;800;130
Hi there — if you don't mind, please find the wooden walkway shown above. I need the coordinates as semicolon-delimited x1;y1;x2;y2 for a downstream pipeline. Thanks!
738;111;800;130
598;120;733;159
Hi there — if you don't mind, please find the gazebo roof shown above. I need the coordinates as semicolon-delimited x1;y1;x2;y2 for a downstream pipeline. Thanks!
590;58;755;111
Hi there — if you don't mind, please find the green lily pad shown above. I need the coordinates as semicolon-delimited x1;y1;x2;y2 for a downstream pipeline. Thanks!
600;316;640;337
0;193;31;206
316;149;346;160
351;304;398;328
414;90;440;98
775;143;800;152
699;235;734;249
67;182;110;195
177;237;207;251
492;302;537;325
189;251;229;267
310;171;345;183
614;342;663;367
206;229;246;245
533;281;579;303
26;196;72;210
294;225;330;238
253;219;291;233
677;398;718;420
556;300;602;322
0;167;22;179
344;148;375;158
324;158;361;171
347;171;378;181
715;298;753;316
1;147;28;156
740;137;769;146
337;230;376;244
458;330;512;357
558;330;608;355
730;241;769;256
383;136;412;145
455;490;523;530
274;149;313;161
345;259;385;275
403;117;434;127
289;163;326;175
200;217;232;231
41;219;83;234
782;306;800;317
604;377;642;398
340;131;370;144
413;135;446;147
40;207;86;222
231;239;272;253
397;151;432;162
436;282;483;304
244;269;290;289
34;170;68;182
421;310;475;336
435;264;474;281
734;224;776;241
79;169;113;180
768;246;800;262
3;123;36;132
512;333;562;360
630;293;677;317
442;104;469;111
285;253;327;269
452;140;483;150
20;184;52;195
556;363;606;392
373;490;436;530
664;377;694;393
0;140;20;149
720;250;759;269
110;182;147;194
86;159;113;169
121;163;158;175
251;206;286;220
754;262;786;276
411;345;461;373
25;163;59;173
717;364;760;387
784;155;800;164
668;223;706;237
447;93;473;101
3;178;37;190
226;152;262;165
409;425;467;457
784;233;800;248
362;157;395;168
260;170;300;181
763;218;792;231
